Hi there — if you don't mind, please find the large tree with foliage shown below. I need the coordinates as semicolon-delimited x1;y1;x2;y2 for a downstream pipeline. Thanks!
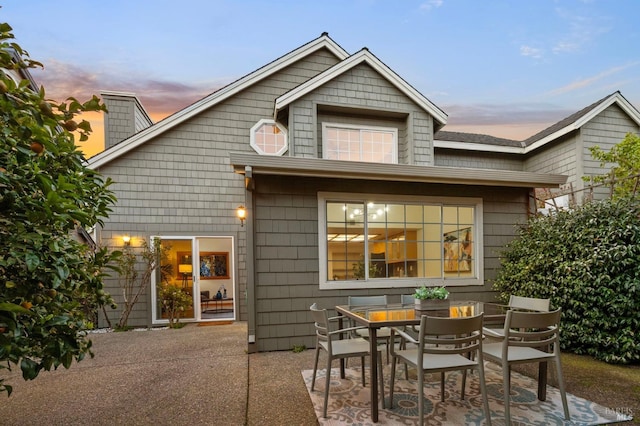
0;22;118;394
586;132;640;199
492;196;640;364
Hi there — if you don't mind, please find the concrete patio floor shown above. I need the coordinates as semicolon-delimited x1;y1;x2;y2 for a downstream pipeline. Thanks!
0;322;318;425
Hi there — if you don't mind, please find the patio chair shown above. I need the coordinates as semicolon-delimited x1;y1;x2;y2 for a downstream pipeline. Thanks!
389;313;492;426
397;294;419;379
348;295;392;364
309;303;385;418
483;295;550;340
482;308;569;425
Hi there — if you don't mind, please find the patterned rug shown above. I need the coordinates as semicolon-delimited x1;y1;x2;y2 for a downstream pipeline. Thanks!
302;361;633;425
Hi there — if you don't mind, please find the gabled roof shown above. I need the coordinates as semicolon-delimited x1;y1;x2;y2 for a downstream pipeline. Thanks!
434;91;640;155
274;48;447;127
522;91;640;151
88;33;349;169
435;130;523;153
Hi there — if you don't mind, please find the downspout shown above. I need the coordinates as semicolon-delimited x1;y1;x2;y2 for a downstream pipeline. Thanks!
244;166;257;353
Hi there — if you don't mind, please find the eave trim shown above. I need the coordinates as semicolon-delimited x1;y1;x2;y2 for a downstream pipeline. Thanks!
229;153;567;188
88;35;349;169
274;49;447;126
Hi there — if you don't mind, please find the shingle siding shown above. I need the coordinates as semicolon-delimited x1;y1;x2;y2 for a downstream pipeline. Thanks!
525;133;578;193
581;104;640;200
435;149;524;171
290;62;434;165
95;49;341;327
524;104;640;202
252;175;528;351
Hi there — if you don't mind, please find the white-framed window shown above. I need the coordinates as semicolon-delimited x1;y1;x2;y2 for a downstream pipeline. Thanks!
250;119;288;156
322;123;397;164
318;192;484;290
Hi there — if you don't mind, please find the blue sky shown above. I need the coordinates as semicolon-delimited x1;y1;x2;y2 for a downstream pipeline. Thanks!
2;0;639;155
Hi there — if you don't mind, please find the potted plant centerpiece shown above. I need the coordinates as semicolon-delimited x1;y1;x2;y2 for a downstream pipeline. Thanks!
413;285;449;310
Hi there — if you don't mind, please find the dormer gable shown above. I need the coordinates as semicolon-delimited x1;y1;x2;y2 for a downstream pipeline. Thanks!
274;48;447;129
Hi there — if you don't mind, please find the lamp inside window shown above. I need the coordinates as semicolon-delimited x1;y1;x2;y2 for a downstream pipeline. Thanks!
179;256;193;287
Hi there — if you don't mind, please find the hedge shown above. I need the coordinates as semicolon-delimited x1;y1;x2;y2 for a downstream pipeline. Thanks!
492;196;640;364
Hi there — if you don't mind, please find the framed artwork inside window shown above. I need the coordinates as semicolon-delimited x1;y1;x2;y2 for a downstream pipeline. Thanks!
199;252;229;279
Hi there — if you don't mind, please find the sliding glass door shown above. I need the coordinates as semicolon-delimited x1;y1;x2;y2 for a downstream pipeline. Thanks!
152;236;235;324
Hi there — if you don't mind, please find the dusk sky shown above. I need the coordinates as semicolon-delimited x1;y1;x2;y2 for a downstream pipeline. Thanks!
3;0;639;157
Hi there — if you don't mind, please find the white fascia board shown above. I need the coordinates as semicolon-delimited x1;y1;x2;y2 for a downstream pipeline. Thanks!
524;93;640;154
434;140;524;154
88;36;349;169
274;50;448;125
524;126;576;154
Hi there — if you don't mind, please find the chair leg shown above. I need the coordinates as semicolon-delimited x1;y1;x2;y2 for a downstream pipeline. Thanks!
461;368;467;400
378;350;385;409
389;354;397;408
323;355;332;418
311;346;320;391
386;338;390;364
440;372;445;402
477;364;492;426
418;368;425;426
360;356;366;386
399;337;410;380
503;365;511;426
554;356;570;420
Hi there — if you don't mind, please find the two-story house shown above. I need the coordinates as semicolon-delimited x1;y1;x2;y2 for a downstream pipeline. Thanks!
88;33;639;352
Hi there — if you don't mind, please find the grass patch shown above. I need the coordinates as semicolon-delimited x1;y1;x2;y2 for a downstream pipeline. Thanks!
513;352;639;424
292;345;306;353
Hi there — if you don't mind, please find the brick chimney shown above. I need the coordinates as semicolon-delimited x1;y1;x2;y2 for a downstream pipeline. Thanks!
101;91;153;149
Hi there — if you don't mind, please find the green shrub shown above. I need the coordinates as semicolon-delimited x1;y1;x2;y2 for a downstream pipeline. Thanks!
159;285;192;328
493;196;640;364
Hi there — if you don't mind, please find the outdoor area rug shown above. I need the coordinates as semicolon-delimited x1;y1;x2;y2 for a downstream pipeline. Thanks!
302;361;633;425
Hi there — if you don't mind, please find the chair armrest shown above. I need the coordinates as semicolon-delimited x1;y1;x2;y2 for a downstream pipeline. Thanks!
327;325;367;336
327;315;343;322
482;326;505;339
391;327;418;344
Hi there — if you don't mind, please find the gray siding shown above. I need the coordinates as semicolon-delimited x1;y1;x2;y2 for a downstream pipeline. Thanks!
95;49;342;327
252;175;529;352
102;93;152;149
435;149;524;171
288;63;435;165
524;103;640;202
581;104;640;200
524;132;578;199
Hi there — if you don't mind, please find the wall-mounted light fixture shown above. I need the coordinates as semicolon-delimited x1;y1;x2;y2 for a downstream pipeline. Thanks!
122;235;131;246
237;205;246;227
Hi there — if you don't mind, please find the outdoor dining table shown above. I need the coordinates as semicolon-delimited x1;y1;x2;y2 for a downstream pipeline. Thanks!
334;300;548;423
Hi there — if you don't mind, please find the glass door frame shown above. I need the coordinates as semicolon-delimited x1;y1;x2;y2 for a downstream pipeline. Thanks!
151;235;235;325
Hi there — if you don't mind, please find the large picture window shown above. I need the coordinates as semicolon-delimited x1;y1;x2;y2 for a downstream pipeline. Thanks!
322;123;397;164
318;193;483;289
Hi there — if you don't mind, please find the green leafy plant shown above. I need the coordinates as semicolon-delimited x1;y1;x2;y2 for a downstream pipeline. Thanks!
584;132;640;199
292;344;306;353
115;238;172;329
0;22;117;395
493;195;640;364
159;284;192;328
412;285;449;300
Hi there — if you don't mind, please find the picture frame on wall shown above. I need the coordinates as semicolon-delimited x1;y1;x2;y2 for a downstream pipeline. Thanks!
199;252;229;279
